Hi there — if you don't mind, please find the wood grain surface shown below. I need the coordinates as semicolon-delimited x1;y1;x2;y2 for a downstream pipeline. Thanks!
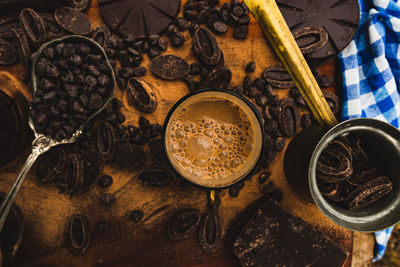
0;0;374;266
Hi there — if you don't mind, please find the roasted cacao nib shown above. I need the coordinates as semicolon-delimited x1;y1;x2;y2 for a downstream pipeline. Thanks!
90;25;110;48
54;7;91;35
138;166;173;186
129;210;144;223
127;78;157;113
199;66;232;90
193;27;222;66
96;122;119;160
19;8;46;48
150;54;190;80
66;214;91;255
198;212;221;253
168;209;201;241
97;174;113;188
262;65;295;89
278;97;300;137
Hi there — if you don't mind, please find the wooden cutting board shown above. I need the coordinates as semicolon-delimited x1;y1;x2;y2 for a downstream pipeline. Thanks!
0;0;374;266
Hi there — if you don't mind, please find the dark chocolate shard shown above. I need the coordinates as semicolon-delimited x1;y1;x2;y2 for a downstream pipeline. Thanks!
98;0;180;38
233;200;347;267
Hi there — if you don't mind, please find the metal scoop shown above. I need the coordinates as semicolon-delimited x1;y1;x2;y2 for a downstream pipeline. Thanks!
0;35;116;233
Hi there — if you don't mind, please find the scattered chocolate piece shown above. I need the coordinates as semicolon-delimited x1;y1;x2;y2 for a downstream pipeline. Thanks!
138;166;173;186
66;214;91;255
193;27;222;66
199;66;232;90
199;212;221;253
99;193;116;207
262;65;295;89
127;78;157;113
97;174;113;188
229;187;239;197
54;7;91;35
150;54;190;80
278;97;300;137
168;209;201;241
129;210;144;223
258;172;270;184
244;61;255;73
96;122;119;160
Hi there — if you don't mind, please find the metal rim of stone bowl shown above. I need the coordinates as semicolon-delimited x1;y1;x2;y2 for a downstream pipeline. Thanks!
162;88;266;190
309;118;400;232
30;34;116;145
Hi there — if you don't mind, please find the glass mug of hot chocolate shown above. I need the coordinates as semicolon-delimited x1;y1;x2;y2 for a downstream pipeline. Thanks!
163;89;264;188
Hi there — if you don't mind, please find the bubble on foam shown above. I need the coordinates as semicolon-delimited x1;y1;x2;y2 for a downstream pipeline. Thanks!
188;135;213;159
215;128;220;133
213;138;220;145
184;126;190;132
231;159;239;168
176;129;185;139
219;143;227;150
204;129;213;138
171;142;179;153
232;130;237;135
175;154;182;162
178;139;187;147
220;151;228;160
194;159;207;167
193;170;203;178
224;136;233;144
204;123;210;128
182;158;191;167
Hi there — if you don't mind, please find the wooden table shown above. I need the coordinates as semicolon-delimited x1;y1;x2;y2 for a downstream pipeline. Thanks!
0;0;374;266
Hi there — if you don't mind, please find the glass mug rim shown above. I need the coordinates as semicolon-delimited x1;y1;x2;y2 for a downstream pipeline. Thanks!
162;88;265;189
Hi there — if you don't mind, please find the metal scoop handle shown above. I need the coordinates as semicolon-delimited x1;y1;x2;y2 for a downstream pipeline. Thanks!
244;0;338;127
0;135;54;232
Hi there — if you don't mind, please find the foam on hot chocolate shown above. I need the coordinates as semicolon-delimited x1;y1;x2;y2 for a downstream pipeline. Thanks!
165;91;263;187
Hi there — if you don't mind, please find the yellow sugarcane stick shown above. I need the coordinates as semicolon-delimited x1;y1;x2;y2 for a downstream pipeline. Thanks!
244;0;338;127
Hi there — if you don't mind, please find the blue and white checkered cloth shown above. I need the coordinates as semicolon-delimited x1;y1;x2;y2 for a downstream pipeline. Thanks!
339;0;400;262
